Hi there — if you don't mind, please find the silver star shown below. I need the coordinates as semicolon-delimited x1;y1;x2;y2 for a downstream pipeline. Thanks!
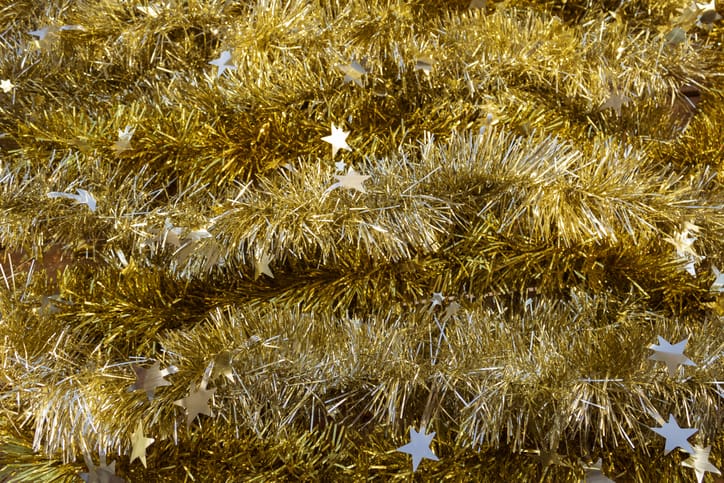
80;452;125;483
336;60;366;87
0;79;14;93
648;336;696;377
113;125;135;153
682;445;721;483
326;167;370;195
650;414;697;455
710;265;724;292
321;123;352;157
396;427;439;472
128;361;178;400
209;50;236;78
174;382;216;429
599;91;631;116
254;252;274;280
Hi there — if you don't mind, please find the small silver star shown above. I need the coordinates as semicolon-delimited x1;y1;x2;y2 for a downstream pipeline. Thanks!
325;167;370;195
209;51;236;78
254;252;274;280
710;265;724;292
336;60;366;87
128;361;178;400
47;188;97;212
174;382;216;429
599;91;631;116
0;79;14;93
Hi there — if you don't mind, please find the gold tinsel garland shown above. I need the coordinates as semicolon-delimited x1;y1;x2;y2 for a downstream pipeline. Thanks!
0;0;722;481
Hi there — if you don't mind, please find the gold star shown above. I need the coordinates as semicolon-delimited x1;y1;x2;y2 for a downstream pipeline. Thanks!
321;123;352;157
129;420;154;468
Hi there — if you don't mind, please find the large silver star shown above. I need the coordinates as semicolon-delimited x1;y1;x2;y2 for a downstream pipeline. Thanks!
648;336;696;377
396;427;439;472
326;167;370;195
650;414;697;455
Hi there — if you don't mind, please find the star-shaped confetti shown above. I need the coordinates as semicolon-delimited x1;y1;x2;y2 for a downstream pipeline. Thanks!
414;57;434;75
254;252;274;279
321;123;352;158
323;167;370;196
650;414;697;455
80;452;125;483
430;292;445;311
441;301;461;323
47;188;97;212
128;361;178;400
648;336;696;377
682;445;721;483
583;458;614;483
211;351;235;383
209;50;236;78
336;60;367;87
175;381;216;429
129;420;154;468
396;427;439;472
113;125;135;153
665;222;702;277
599;90;631;116
710;266;724;292
0;80;14;93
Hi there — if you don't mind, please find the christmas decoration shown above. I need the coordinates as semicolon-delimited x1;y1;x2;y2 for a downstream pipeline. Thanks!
129;421;154;468
396;427;440;472
208;51;236;78
682;445;722;483
80;452;124;483
650;414;697;455
128;362;178;401
321;123;352;158
648;336;698;377
336;60;367;87
0;0;722;480
113;126;135;154
325;167;370;195
174;381;216;430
